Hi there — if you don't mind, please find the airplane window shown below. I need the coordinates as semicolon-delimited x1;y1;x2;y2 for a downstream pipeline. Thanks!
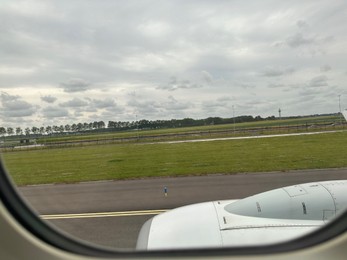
0;0;347;254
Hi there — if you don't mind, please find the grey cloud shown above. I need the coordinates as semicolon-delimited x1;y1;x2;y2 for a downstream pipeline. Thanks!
240;83;256;89
163;96;192;111
60;78;91;93
244;99;269;106
288;84;301;90
271;41;285;48
60;98;89;107
43;106;69;118
217;96;234;103
261;67;295;77
0;1;346;125
105;105;124;113
74;111;84;117
81;107;98;113
41;95;57;103
320;65;331;72
202;100;225;109
127;99;160;115
92;98;116;109
297;89;322;103
296;20;308;29
2;101;36;117
2;100;31;111
201;71;213;84
268;83;284;88
322;35;334;43
286;33;314;48
127;95;192;116
157;76;202;91
307;75;328;88
0;92;19;102
0;92;36;117
201;97;236;115
91;98;124;113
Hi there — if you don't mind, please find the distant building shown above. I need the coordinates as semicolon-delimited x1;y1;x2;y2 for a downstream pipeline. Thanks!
20;139;30;144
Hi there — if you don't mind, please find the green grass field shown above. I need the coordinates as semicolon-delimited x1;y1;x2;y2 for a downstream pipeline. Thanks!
2;131;347;186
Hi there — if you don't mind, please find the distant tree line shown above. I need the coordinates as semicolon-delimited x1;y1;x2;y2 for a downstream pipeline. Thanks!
107;115;276;131
0;121;106;137
0;115;289;137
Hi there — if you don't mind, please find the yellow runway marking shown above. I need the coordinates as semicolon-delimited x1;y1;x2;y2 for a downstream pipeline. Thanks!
41;209;168;220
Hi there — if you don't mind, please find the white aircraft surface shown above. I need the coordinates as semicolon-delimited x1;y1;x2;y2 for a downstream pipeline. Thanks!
137;180;347;250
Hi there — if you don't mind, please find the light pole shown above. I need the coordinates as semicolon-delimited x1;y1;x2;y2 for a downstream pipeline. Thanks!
338;95;343;125
278;108;282;120
232;105;235;134
135;114;139;140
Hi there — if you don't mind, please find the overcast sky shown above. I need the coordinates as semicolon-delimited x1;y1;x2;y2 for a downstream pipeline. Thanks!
1;0;346;128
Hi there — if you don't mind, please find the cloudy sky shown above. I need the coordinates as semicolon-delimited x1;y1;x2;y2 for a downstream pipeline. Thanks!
1;0;346;128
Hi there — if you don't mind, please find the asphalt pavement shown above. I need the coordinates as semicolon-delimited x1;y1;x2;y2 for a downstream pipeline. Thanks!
18;168;347;249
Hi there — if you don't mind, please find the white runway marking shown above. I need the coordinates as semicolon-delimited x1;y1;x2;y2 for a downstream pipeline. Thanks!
151;130;346;145
41;209;168;220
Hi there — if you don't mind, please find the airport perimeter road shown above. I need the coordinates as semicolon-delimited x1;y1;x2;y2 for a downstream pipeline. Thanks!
18;168;347;249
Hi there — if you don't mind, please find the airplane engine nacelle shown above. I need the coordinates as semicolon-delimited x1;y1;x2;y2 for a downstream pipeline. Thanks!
225;180;347;222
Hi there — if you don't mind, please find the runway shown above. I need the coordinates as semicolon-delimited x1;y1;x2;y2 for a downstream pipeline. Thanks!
18;168;347;249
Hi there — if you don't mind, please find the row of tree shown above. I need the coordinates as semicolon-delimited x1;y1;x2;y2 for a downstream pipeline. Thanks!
0;121;106;137
108;115;277;131
0;115;277;137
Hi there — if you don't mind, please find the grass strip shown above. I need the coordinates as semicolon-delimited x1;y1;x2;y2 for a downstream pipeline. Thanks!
2;131;347;186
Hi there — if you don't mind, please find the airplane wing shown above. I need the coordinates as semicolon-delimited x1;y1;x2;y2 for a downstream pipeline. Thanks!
137;180;347;250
